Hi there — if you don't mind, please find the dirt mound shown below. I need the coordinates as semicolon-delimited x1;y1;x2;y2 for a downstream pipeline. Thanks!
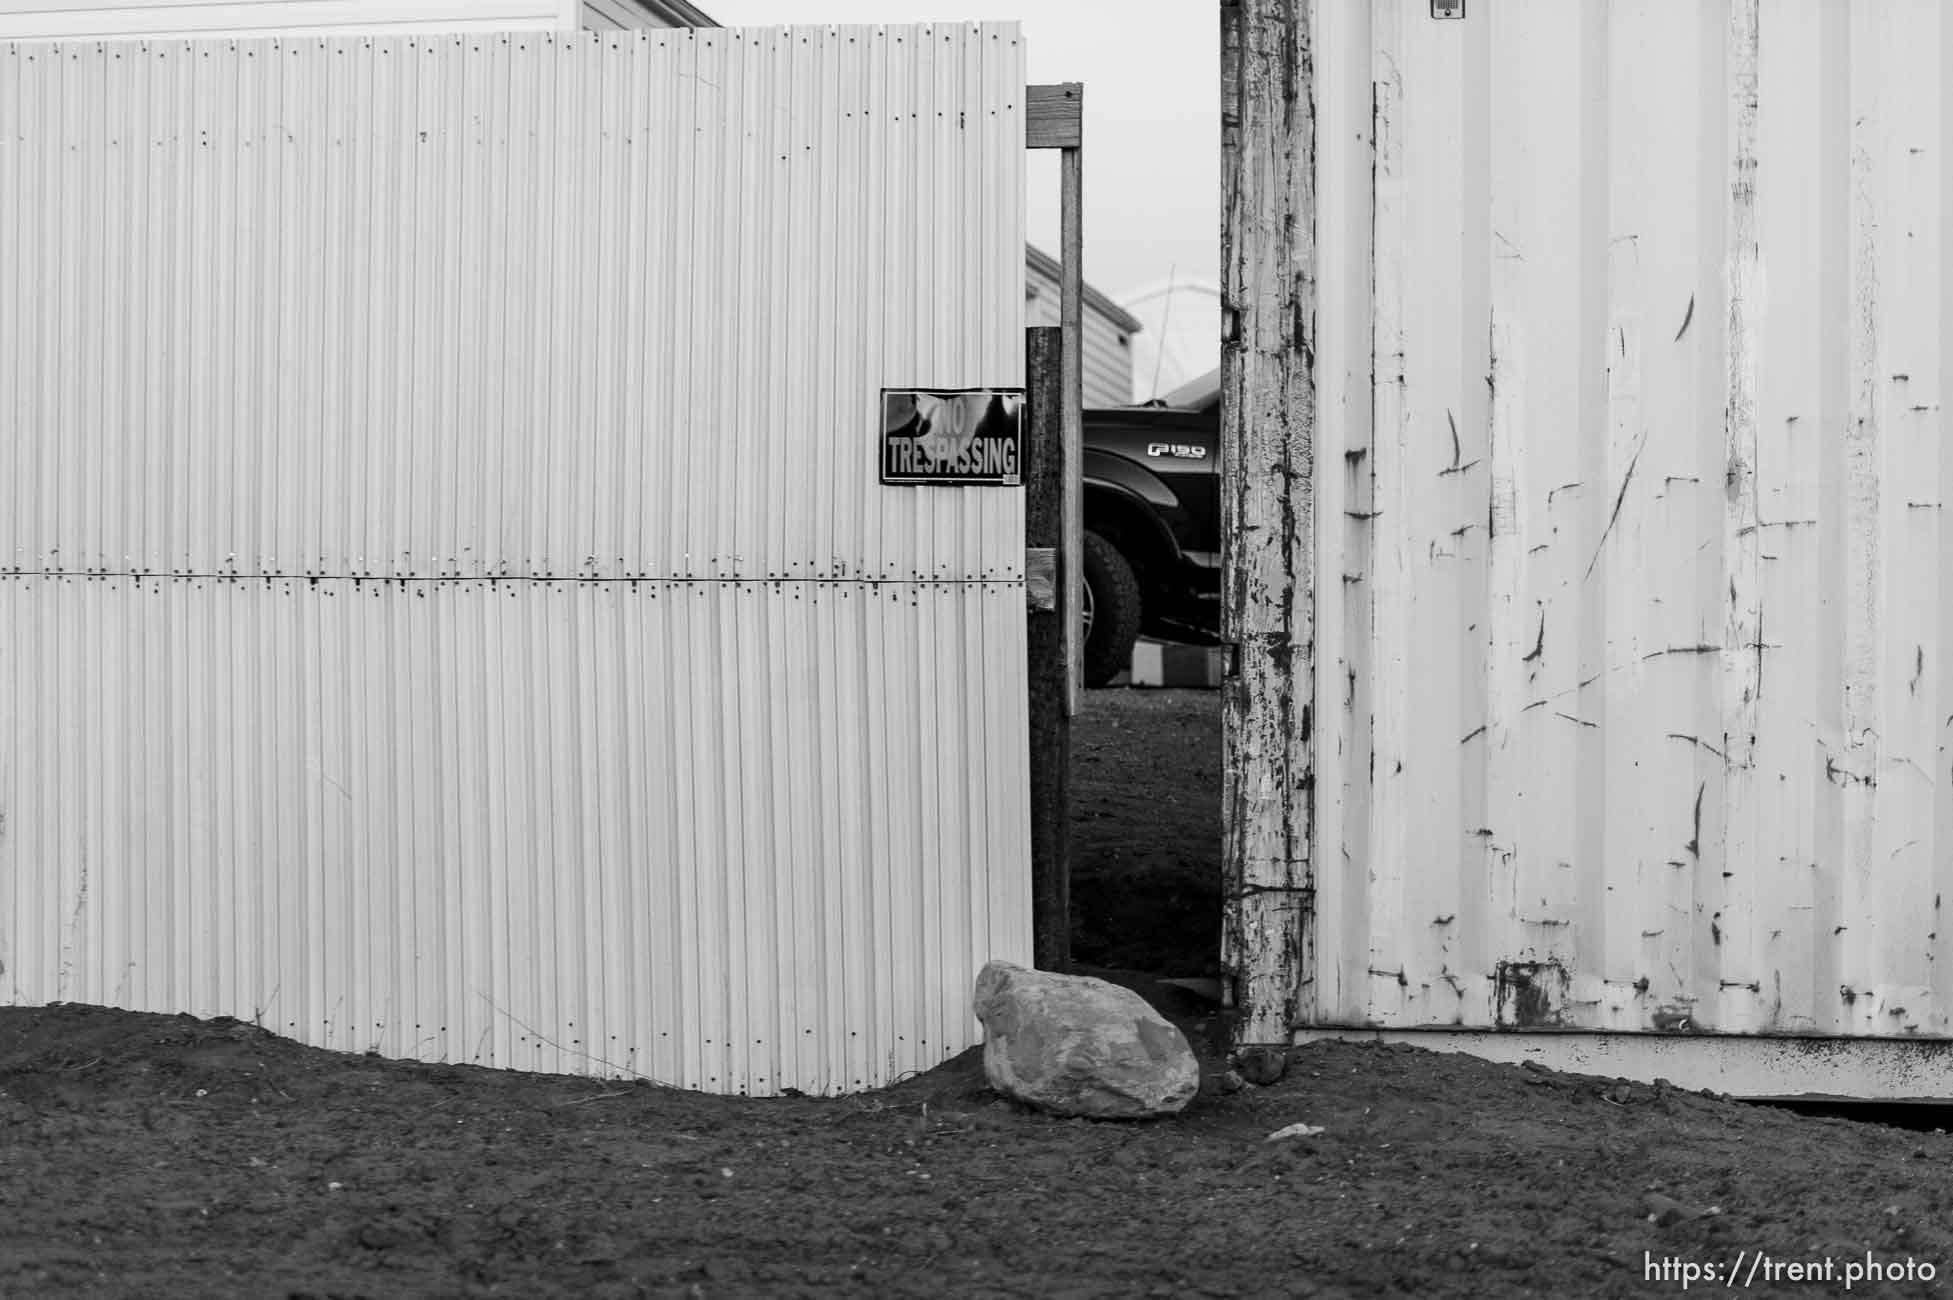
7;694;1949;1297
7;983;1952;1299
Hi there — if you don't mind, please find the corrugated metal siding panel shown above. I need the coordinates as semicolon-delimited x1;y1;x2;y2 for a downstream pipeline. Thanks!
0;1;574;40
1025;261;1134;409
0;578;1030;1092
0;26;1031;1095
0;28;1026;585
1313;0;1953;1040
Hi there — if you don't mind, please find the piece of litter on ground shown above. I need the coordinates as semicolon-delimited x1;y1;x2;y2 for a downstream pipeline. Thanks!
1642;1192;1718;1226
1157;977;1226;1003
1265;1123;1326;1142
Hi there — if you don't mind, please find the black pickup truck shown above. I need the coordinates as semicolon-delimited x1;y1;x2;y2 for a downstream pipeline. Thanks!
1080;387;1222;686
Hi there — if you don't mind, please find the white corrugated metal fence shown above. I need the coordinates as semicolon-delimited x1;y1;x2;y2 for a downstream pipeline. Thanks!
0;25;1031;1095
0;1;582;40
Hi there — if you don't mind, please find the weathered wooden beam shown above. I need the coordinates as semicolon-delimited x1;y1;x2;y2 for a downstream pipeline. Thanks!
1060;139;1084;717
1219;0;1316;1045
1026;80;1087;710
1025;82;1082;149
1025;547;1058;612
1025;327;1072;972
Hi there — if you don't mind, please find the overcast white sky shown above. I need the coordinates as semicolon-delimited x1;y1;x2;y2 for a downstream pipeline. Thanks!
704;0;1221;303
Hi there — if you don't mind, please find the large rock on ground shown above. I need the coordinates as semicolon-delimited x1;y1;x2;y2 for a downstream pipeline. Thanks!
972;961;1199;1119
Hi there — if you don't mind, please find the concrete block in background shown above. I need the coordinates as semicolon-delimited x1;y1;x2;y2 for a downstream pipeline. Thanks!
1117;638;1224;689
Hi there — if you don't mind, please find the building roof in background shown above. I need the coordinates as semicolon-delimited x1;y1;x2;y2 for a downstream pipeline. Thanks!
627;0;718;25
1025;244;1146;335
1161;366;1219;411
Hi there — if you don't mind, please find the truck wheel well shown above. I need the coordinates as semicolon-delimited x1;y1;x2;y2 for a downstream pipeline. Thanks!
1082;486;1176;592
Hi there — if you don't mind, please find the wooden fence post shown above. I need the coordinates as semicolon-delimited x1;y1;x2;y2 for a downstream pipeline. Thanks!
1027;81;1085;716
1220;0;1316;1044
1025;325;1071;972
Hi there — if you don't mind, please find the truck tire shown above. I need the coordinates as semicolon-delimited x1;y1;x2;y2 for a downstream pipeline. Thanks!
1081;531;1143;688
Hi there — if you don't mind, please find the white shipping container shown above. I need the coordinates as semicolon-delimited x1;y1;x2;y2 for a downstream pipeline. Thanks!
0;25;1031;1096
1237;0;1953;1097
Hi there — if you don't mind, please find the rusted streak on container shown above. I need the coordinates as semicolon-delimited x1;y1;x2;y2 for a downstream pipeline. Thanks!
1724;0;1763;761
1483;312;1525;941
1718;0;1763;1003
1840;15;1883;932
1220;0;1317;1044
1494;959;1569;1029
1584;429;1646;582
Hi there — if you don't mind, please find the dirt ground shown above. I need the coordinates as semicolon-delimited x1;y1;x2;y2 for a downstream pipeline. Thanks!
1070;687;1224;977
7;690;1953;1298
